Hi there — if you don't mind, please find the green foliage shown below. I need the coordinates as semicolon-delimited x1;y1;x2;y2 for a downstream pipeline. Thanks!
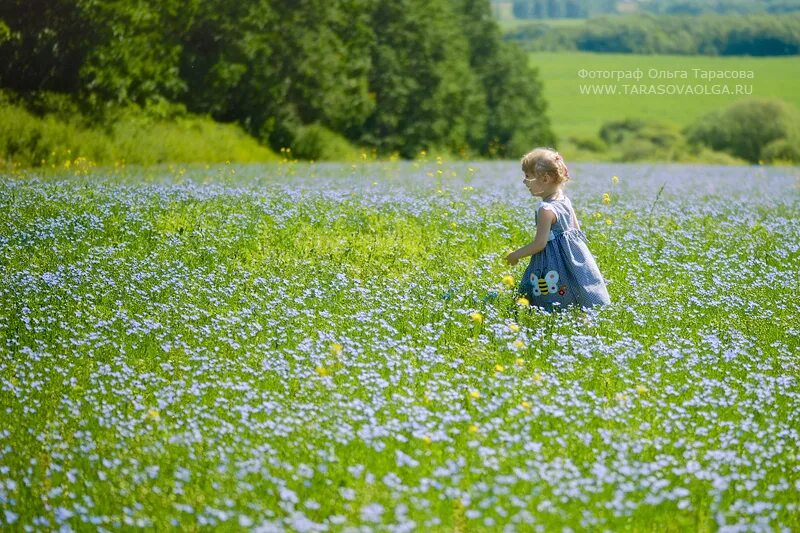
511;0;616;18
0;99;276;168
685;98;800;163
291;124;362;162
179;0;376;151
761;138;800;163
568;135;607;152
505;13;800;56
640;0;800;15
507;0;800;18
0;0;187;107
77;0;187;107
586;117;749;163
361;0;483;157
0;101;94;166
598;118;688;162
110;110;278;165
0;0;554;161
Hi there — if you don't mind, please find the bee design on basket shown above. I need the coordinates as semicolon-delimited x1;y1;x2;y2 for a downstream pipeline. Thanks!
530;270;560;296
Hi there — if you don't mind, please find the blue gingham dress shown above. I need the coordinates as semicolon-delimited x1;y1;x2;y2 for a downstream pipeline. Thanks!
518;196;611;311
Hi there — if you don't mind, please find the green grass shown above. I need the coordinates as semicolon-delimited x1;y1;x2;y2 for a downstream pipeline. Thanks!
0;101;279;170
530;51;800;142
1;161;799;530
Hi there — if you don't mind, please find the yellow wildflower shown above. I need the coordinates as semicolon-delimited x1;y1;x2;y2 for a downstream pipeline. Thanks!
516;297;530;307
602;193;611;204
494;364;505;373
469;312;483;324
509;323;520;333
469;390;481;399
612;175;619;184
146;409;160;421
330;343;343;356
422;435;432;444
521;401;531;410
315;366;329;377
532;372;544;384
502;275;515;288
468;424;479;434
636;385;648;396
513;339;525;350
515;357;525;366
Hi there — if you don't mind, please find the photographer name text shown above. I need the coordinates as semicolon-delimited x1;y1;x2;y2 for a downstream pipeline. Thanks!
577;68;756;81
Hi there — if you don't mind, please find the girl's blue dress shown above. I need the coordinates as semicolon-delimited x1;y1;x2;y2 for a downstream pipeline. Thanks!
519;195;611;311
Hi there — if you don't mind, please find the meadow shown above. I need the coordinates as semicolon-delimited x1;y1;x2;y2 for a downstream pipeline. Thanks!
1;160;799;530
530;52;800;141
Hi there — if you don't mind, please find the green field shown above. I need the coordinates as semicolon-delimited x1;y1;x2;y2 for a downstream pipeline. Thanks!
530;52;800;142
2;161;799;529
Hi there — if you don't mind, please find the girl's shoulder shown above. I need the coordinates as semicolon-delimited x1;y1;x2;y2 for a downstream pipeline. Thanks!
538;194;571;211
537;194;573;225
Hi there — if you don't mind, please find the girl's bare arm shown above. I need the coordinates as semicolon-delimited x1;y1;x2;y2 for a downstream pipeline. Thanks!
505;208;556;264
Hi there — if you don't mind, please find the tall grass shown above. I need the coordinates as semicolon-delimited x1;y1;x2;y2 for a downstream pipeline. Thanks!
0;102;278;170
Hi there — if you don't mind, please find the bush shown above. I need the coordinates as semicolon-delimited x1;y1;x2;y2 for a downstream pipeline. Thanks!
568;135;608;152
685;98;800;163
111;109;276;165
595;118;733;162
0;102;107;167
600;118;684;148
0;100;277;168
599;118;650;145
291;124;362;162
761;138;800;163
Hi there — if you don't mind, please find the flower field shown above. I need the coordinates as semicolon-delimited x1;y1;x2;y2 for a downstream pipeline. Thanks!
1;161;799;531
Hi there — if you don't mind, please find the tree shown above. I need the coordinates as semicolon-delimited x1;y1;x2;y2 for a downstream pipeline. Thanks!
0;0;187;108
685;99;800;163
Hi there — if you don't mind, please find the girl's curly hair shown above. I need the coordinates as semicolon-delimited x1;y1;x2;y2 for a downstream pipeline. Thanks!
521;147;570;184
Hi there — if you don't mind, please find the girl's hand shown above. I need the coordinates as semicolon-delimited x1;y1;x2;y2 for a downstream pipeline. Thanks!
505;253;518;266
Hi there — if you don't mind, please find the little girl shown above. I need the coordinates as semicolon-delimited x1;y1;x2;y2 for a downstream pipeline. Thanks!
505;147;610;311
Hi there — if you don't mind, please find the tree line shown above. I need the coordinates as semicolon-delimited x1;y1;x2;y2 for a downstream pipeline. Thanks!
507;0;800;19
505;13;800;55
0;0;555;159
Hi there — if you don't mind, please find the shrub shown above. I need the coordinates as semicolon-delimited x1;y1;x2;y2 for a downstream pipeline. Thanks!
568;135;608;152
291;124;361;162
761;138;800;163
595;118;735;162
685;98;800;163
111;111;277;165
599;118;650;145
0;100;277;168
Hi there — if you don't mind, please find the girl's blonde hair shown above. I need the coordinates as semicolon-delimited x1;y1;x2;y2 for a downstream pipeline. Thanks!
521;147;570;184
